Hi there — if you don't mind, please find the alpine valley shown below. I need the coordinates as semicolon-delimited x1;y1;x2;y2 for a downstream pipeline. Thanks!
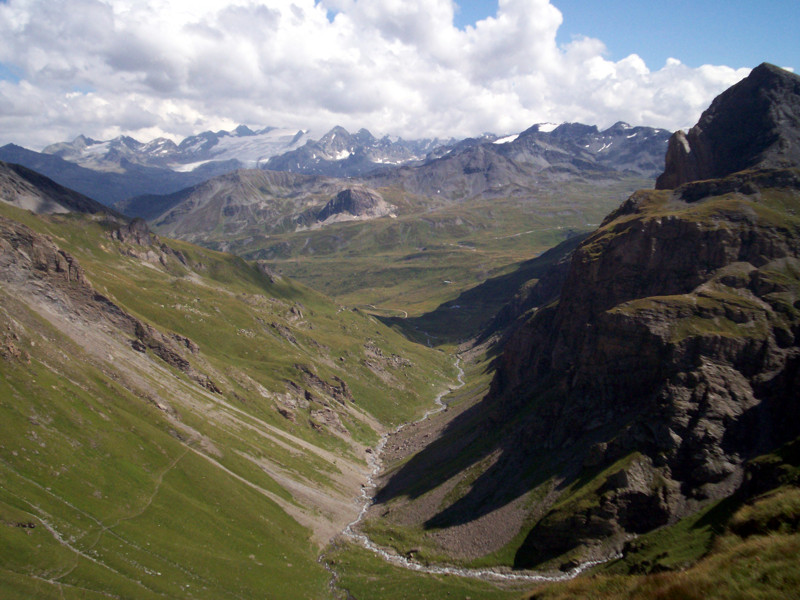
1;63;799;600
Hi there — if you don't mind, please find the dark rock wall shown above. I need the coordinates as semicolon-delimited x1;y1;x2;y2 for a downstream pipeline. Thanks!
656;63;800;189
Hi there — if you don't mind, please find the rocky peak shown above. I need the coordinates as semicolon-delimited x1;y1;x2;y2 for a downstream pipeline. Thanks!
233;125;256;137
550;122;599;141
656;63;800;189
316;187;391;222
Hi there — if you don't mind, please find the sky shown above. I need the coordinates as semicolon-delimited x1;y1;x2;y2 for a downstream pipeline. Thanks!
0;0;797;150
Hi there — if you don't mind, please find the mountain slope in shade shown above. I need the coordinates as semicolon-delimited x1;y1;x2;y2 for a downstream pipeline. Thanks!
0;143;221;206
0;161;118;215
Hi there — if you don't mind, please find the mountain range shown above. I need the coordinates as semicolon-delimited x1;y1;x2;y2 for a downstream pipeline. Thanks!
1;120;669;208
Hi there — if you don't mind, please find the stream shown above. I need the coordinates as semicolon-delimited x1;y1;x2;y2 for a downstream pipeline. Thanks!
327;356;617;587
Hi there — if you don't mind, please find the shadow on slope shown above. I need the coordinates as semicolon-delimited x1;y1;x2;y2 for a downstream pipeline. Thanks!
372;378;636;558
378;232;587;346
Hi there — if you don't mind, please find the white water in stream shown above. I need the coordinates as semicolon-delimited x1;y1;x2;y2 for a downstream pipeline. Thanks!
338;357;617;583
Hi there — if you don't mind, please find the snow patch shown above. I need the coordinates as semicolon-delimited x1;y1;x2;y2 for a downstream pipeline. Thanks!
536;122;559;133
333;150;352;161
493;133;519;145
171;160;212;172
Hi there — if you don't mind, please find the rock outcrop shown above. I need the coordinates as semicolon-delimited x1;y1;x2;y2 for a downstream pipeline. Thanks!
493;166;800;565
373;61;800;570
0;215;216;392
656;63;800;189
316;187;393;222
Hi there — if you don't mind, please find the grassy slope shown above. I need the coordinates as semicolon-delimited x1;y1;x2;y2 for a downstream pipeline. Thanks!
0;202;456;599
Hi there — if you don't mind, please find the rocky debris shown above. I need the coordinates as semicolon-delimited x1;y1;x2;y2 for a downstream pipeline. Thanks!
316;187;393;222
109;218;189;266
110;218;154;245
0;215;88;287
0;328;30;363
0;214;217;394
275;405;296;422
255;260;282;283
656;63;800;189
364;340;412;368
271;322;298;345
309;408;349;435
295;364;353;404
133;321;220;393
362;340;412;385
270;381;311;420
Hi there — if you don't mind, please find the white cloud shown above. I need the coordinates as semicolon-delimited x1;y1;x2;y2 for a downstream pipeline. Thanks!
0;0;750;149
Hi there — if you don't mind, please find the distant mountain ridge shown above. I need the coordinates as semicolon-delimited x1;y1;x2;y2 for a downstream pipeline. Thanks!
41;124;449;177
2;120;668;210
262;126;450;177
42;125;315;172
0;143;221;205
0;160;119;216
365;121;670;199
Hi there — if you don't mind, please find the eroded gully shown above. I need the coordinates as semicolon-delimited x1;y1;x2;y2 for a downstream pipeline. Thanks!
323;356;615;594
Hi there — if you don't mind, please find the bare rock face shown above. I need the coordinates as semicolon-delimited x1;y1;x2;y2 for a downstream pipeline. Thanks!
656;63;800;190
316;187;392;222
489;168;800;566
110;218;154;245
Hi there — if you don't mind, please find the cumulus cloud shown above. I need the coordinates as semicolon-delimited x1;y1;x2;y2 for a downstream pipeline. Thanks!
0;0;750;149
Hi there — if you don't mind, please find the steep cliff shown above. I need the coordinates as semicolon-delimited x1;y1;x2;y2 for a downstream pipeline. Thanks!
656;63;800;189
491;168;800;559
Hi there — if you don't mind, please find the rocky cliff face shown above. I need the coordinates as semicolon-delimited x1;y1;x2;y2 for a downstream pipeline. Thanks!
656;63;800;189
490;167;800;564
316;187;393;222
0;215;217;392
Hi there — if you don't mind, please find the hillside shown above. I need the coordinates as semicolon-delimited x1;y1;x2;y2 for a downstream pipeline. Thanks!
116;168;649;317
96;119;665;315
0;201;456;599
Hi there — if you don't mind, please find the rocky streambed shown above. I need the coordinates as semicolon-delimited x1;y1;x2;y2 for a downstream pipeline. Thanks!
331;357;615;586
